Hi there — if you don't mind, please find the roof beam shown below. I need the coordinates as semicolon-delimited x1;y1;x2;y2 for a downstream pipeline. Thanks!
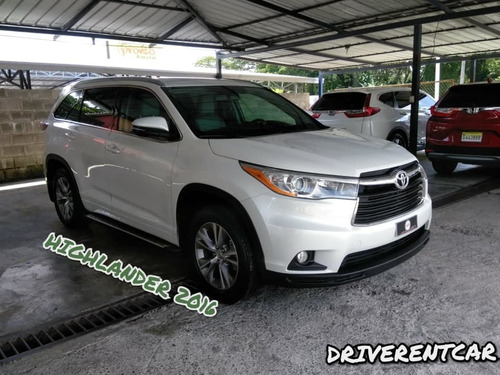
216;28;271;47
217;29;376;65
320;50;500;75
287;48;375;65
61;0;100;31
242;0;443;58
223;4;500;58
0;24;227;49
175;0;228;47
105;0;187;12
219;0;342;31
427;0;500;38
62;0;191;34
157;16;195;41
244;0;339;29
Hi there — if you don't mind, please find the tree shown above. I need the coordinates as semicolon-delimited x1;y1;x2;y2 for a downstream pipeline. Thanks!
195;55;500;94
195;56;257;71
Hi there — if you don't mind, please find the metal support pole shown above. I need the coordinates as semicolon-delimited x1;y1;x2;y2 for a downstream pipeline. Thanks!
434;57;440;99
409;24;422;156
215;52;222;79
470;59;477;83
26;70;32;89
318;72;325;97
460;60;466;84
19;70;25;89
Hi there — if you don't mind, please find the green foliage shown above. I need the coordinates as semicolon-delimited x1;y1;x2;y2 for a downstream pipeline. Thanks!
195;55;500;95
195;56;257;71
422;62;462;82
422;59;500;83
255;63;318;78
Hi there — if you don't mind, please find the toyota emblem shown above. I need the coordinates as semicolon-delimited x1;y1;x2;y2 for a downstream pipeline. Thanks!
395;171;409;190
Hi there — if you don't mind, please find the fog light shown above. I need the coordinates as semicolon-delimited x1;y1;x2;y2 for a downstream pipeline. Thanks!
296;251;310;264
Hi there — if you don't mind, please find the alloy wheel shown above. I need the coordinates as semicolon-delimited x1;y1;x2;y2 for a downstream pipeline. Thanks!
55;176;74;221
194;222;239;290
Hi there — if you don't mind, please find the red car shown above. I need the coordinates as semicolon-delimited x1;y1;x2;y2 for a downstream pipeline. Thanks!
426;82;500;174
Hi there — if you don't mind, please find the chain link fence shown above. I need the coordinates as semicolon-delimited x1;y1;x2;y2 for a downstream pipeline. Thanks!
419;79;455;100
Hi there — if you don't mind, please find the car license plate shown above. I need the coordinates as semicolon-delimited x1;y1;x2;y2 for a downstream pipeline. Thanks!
396;216;417;236
461;132;483;142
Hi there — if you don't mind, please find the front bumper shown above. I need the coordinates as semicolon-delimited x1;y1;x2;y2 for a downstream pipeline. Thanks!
265;228;430;286
242;190;432;281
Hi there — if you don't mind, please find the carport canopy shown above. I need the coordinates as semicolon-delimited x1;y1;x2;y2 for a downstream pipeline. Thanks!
1;0;500;154
1;0;499;74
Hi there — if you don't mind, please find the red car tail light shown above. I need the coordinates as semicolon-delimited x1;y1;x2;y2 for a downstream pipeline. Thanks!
430;105;459;118
344;94;380;118
311;112;321;119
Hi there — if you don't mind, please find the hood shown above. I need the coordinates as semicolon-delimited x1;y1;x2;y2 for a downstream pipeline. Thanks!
209;128;417;177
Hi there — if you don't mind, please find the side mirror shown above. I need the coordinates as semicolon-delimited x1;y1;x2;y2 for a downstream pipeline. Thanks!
132;116;170;132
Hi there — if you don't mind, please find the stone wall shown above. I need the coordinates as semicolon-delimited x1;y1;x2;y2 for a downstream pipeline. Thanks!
281;92;310;110
0;89;59;183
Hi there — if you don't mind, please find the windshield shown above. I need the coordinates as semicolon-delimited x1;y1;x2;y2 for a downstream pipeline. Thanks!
163;85;326;138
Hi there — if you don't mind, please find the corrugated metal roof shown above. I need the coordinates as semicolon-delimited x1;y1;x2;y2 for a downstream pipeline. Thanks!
0;0;499;73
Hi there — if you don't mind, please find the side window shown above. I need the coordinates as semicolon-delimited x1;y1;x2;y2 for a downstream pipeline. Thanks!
54;90;83;121
117;88;178;140
80;88;117;128
378;92;395;107
394;91;412;109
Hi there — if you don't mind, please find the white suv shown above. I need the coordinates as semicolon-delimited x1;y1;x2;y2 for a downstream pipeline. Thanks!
309;87;435;150
44;77;432;302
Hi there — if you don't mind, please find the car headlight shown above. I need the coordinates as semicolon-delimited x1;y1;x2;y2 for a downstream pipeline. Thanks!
240;162;359;199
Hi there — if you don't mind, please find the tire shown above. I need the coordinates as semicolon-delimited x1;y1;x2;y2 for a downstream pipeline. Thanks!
431;160;458;175
52;168;85;227
187;205;256;303
388;132;408;149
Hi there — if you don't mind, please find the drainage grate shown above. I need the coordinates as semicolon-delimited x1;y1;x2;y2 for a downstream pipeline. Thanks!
0;277;199;364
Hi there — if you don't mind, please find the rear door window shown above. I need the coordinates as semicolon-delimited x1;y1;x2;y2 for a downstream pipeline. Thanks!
395;91;435;110
80;88;117;128
54;90;83;121
394;91;411;109
378;92;395;107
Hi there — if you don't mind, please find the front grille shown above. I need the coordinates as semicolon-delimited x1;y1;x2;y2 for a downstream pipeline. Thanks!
354;161;424;225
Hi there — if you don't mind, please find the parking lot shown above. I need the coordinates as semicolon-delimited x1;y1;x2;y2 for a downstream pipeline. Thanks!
0;157;499;374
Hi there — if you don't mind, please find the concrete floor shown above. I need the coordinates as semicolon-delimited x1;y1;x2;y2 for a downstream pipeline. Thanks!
1;157;500;374
0;183;187;341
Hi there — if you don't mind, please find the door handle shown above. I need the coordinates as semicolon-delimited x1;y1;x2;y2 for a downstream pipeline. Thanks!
106;143;121;154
